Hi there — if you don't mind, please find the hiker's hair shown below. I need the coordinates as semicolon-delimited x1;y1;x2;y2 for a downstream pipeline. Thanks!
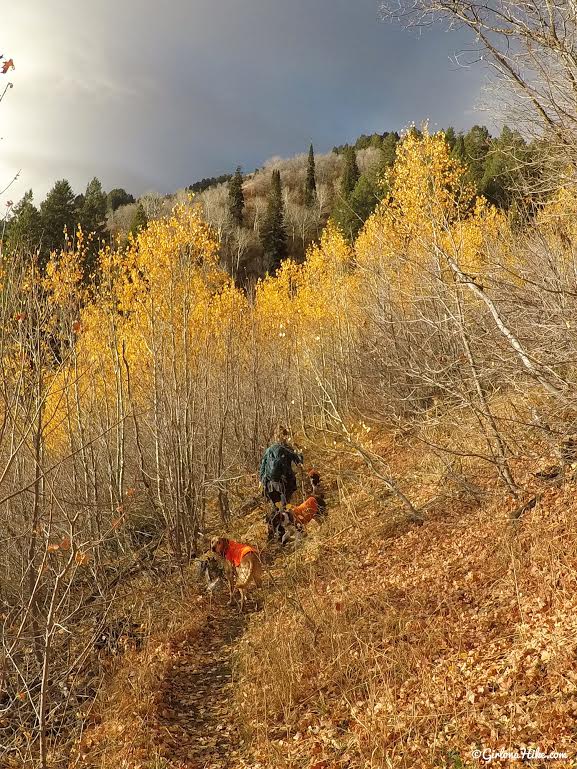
274;424;291;444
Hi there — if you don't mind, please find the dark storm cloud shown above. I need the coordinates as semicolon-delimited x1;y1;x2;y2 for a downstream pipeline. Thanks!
0;0;487;204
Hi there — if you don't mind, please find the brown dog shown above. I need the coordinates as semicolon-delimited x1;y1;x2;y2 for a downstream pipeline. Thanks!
211;537;263;611
308;469;321;493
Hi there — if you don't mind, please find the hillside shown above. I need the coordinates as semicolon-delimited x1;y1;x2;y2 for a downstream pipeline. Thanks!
5;124;529;287
3;127;577;769
166;124;532;285
66;422;577;769
5;0;577;762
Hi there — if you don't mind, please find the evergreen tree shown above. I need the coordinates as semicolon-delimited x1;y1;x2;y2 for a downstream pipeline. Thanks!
381;132;399;168
79;177;108;279
332;147;363;240
463;125;492;191
79;178;107;241
129;203;148;238
341;147;360;197
480;126;529;209
444;127;457;151
453;134;466;164
39;179;77;263
261;170;287;273
333;167;386;241
304;143;317;206
351;171;386;231
228;167;245;227
188;174;233;194
107;188;135;212
6;190;42;254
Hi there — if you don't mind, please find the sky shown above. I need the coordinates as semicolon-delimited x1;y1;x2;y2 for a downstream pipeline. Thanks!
0;0;488;207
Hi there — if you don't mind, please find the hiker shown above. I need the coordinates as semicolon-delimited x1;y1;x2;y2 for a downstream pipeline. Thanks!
259;428;303;541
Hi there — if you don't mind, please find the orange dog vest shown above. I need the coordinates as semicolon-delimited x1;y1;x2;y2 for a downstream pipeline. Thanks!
224;540;257;567
291;496;319;525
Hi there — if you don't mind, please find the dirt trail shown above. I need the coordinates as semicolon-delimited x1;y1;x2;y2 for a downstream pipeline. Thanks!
153;601;249;769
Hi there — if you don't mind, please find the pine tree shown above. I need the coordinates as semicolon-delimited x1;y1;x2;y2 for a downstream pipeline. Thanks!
228;167;245;226
6;190;42;255
341;147;360;197
78;177;108;279
452;134;466;164
444;127;457;151
463;125;492;191
261;170;287;273
381;132;399;167
80;178;107;241
130;203;148;238
332;147;362;241
304;143;317;206
107;188;135;212
333;171;384;241
480;126;528;209
39;179;77;265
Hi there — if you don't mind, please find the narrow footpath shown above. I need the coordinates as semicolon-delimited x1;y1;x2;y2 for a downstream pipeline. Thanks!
152;602;249;769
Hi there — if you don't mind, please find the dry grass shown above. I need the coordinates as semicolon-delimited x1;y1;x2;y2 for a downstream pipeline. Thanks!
57;408;577;769
232;422;577;769
67;567;212;769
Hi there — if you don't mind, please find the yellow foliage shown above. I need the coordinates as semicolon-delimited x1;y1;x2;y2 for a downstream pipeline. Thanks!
356;128;509;305
386;126;475;237
254;223;357;375
44;239;85;311
43;203;234;455
535;186;577;274
35;136;524;463
39;137;511;456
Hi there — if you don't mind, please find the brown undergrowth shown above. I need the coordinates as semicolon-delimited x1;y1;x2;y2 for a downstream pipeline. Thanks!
67;570;211;769
69;418;577;769
232;428;577;769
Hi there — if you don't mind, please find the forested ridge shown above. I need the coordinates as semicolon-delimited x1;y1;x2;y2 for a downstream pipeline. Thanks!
5;124;532;285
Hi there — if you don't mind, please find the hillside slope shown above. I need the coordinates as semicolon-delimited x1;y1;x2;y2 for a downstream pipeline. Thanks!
71;428;577;769
5;129;577;769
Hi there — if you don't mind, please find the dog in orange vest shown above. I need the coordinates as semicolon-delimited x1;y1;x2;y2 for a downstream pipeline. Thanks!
286;469;326;531
211;537;263;611
289;494;326;526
